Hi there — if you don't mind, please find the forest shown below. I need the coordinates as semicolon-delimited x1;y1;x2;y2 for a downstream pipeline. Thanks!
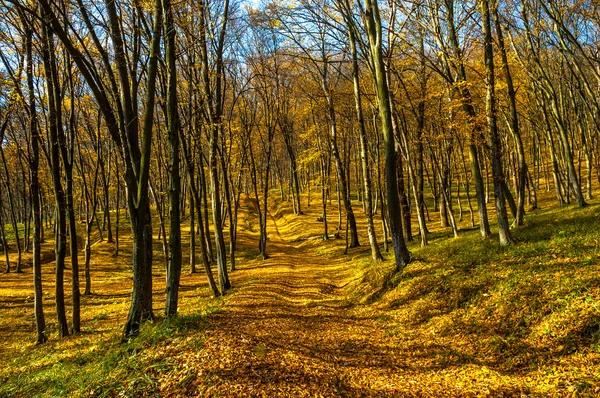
0;0;599;396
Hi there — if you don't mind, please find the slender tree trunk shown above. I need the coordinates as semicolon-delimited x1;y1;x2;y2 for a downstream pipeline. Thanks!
495;6;528;227
189;195;196;274
430;147;459;237
469;145;491;237
321;158;329;241
199;160;213;264
41;21;69;338
198;0;230;293
100;159;114;243
323;89;359;248
66;155;80;333
219;143;236;269
151;184;169;271
397;112;428;247
64;50;81;333
443;0;491;238
181;131;219;295
121;0;163;337
363;0;411;271
482;0;513;245
0;149;21;273
24;11;46;343
165;0;182;317
391;112;412;241
0;193;10;272
210;131;230;292
84;221;92;296
114;157;120;257
346;22;382;261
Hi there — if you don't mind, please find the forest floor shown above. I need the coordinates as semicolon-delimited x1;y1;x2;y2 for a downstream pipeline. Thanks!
1;193;600;397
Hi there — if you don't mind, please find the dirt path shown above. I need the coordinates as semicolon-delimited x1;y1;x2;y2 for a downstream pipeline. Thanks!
168;205;419;397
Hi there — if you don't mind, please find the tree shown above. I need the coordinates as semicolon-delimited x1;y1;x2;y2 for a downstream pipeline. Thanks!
481;0;513;245
37;0;164;337
197;0;232;293
362;0;411;272
336;0;383;260
40;13;69;336
164;0;183;317
492;0;527;227
22;5;47;343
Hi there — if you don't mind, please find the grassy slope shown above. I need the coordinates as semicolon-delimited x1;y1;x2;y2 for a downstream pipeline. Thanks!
0;193;599;397
355;202;600;395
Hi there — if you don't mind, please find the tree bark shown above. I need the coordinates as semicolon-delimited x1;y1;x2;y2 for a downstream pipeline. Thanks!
345;16;382;260
41;18;69;338
363;0;411;272
482;0;513;245
165;0;182;317
23;10;47;343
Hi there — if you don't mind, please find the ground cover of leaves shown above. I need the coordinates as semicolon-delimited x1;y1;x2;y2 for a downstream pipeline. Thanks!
0;194;599;397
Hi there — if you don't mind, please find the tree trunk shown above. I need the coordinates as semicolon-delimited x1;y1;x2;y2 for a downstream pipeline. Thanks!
346;21;382;261
210;131;230;293
100;159;114;243
41;21;69;338
0;200;9;273
0;148;21;273
323;88;359;248
84;221;92;296
24;11;46;343
121;0;163;337
165;0;182;317
363;0;411;272
482;0;513;245
494;0;527;226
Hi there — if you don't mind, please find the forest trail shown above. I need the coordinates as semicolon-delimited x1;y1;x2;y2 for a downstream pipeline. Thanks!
175;202;413;397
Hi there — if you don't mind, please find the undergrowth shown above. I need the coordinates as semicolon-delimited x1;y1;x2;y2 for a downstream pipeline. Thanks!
352;203;600;395
0;301;221;398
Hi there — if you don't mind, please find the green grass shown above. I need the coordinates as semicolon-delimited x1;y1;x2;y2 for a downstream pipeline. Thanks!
353;202;600;392
0;300;222;398
1;221;27;244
